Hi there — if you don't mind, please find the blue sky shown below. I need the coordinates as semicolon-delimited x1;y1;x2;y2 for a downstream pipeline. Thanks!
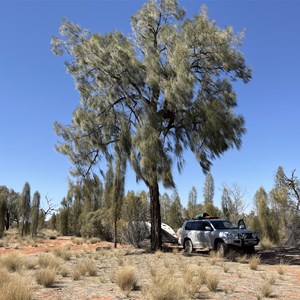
0;0;299;211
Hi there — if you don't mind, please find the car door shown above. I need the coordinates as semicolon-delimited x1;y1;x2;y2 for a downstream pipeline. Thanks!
197;221;213;248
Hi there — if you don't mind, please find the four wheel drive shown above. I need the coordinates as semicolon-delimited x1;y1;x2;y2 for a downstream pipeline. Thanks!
178;217;259;256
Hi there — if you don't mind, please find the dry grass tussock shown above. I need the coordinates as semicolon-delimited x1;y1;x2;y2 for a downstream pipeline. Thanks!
81;259;97;276
259;280;273;298
36;268;56;287
259;237;275;250
249;255;261;270
53;247;73;260
144;267;185;300
0;267;32;300
38;253;61;269
116;265;137;296
0;253;26;271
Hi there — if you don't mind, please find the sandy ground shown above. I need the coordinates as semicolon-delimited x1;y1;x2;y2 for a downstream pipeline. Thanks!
1;237;300;300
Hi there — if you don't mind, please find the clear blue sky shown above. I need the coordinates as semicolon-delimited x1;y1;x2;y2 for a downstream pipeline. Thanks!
1;0;299;211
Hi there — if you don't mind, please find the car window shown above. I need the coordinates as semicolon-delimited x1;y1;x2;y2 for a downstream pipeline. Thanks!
185;221;210;231
210;220;237;229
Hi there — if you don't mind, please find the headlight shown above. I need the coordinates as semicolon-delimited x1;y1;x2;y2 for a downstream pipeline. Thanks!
252;232;258;239
222;232;239;239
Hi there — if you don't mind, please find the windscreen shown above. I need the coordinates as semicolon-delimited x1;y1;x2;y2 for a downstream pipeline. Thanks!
210;220;238;229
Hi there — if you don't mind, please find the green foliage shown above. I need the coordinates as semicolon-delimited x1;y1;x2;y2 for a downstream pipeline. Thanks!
204;173;214;205
30;191;40;236
19;182;31;236
167;192;183;229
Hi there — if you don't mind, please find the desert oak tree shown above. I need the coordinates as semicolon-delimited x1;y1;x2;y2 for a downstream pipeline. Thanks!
52;0;251;250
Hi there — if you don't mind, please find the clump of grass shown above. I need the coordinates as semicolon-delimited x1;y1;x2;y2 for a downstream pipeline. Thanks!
221;262;230;273
155;250;164;259
24;257;38;270
237;254;248;264
53;247;72;260
72;269;81;281
85;260;97;276
89;237;101;244
209;251;222;265
183;265;203;297
73;238;84;245
259;281;273;298
259;237;274;250
73;259;97;277
36;268;56;287
116;265;137;296
206;273;219;292
0;269;32;300
249;255;261;270
38;253;61;269
227;249;239;262
264;273;277;285
59;265;69;277
145;268;184;300
0;253;25;271
277;259;286;275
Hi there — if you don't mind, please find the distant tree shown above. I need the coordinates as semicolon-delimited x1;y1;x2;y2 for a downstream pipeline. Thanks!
30;191;40;236
186;186;200;219
283;169;300;211
221;183;247;222
254;187;274;241
203;173;214;205
120;191;149;247
6;190;20;229
52;0;251;250
160;193;171;223
0;186;8;238
49;213;57;231
59;197;70;236
167;192;183;229
19;182;31;236
221;187;232;219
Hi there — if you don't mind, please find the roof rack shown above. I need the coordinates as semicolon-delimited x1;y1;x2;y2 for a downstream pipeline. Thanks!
192;212;219;220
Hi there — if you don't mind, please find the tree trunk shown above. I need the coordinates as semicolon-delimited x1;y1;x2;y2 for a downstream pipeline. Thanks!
5;211;9;230
114;214;117;248
149;182;162;251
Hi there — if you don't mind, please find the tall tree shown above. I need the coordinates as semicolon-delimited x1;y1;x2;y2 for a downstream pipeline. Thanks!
111;145;127;248
167;192;183;229
186;186;199;219
203;173;214;205
0;186;8;238
30;191;40;236
160;192;171;223
221;187;232;219
19;182;31;236
52;0;251;250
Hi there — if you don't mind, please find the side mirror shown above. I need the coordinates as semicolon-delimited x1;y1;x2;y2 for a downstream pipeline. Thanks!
238;219;247;230
205;226;212;231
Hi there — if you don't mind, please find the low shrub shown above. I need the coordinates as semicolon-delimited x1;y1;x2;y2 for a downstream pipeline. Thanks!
116;265;137;296
249;255;261;270
0;253;25;272
38;253;61;269
36;268;56;287
0;268;32;300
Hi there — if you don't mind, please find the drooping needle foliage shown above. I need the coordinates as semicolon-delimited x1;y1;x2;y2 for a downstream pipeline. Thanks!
52;0;251;250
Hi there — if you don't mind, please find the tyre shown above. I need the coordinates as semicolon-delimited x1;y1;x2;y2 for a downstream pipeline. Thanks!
184;239;193;254
217;241;228;257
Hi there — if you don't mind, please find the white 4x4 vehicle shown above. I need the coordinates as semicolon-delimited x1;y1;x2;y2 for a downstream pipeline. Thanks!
178;217;259;256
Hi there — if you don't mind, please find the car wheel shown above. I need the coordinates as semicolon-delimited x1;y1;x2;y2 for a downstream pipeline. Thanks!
217;241;228;257
184;239;193;254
